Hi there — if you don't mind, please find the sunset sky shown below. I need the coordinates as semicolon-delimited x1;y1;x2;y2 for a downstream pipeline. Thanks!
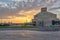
0;0;60;23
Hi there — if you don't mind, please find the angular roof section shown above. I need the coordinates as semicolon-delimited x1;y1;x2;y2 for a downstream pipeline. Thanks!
34;7;56;18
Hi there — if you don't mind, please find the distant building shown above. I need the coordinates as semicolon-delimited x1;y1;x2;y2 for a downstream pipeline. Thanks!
32;7;58;27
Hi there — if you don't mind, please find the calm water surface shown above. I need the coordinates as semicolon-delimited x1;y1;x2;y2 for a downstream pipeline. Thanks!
0;30;60;40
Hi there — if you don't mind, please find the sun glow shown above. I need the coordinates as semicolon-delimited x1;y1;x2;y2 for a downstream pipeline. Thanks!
0;9;40;23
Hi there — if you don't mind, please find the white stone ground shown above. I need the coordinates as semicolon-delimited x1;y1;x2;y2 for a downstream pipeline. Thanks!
0;30;60;40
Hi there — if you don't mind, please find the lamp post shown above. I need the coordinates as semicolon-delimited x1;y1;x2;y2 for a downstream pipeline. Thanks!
26;16;27;23
1;16;2;24
25;16;27;26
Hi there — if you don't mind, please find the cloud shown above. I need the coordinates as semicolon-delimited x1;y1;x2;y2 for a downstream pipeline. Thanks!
0;0;60;19
0;2;8;8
